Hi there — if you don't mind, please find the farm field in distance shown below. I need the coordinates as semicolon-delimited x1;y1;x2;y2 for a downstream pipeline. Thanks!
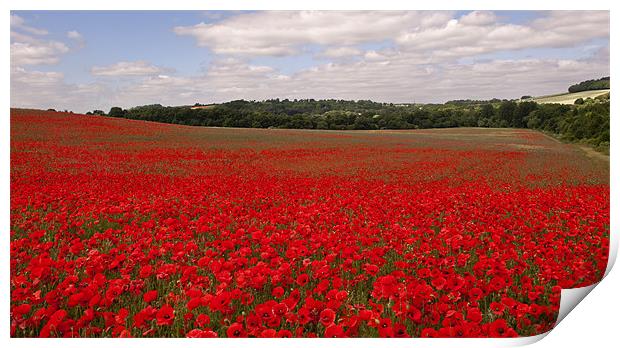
10;109;609;338
528;89;610;105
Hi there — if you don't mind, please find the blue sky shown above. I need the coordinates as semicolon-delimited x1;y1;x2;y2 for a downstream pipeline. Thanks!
16;11;219;82
11;10;610;112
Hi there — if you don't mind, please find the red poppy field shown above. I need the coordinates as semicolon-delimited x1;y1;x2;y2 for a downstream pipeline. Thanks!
10;109;609;338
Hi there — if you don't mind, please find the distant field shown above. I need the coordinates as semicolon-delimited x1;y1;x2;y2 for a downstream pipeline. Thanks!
528;89;610;105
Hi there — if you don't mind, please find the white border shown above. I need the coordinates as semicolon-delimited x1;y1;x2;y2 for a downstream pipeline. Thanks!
3;1;616;348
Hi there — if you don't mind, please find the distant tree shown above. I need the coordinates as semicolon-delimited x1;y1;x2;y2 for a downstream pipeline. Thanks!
47;108;56;112
498;101;517;127
480;104;494;119
521;95;532;100
108;107;126;118
87;109;105;115
353;116;374;130
514;102;537;128
477;118;489;127
574;98;584;105
525;114;541;129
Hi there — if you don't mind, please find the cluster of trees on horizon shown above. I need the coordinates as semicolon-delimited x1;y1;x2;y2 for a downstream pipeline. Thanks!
568;76;610;93
85;92;609;153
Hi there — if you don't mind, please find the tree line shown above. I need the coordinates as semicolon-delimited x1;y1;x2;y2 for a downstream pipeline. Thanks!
568;76;610;93
89;94;609;153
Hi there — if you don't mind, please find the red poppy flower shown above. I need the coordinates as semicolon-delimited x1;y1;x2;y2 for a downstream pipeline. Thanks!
273;302;289;317
488;319;510;337
226;323;247;338
39;309;67;338
467;307;483;323
431;276;446;290
143;290;158;303
187;297;205;311
490;302;505;316
277;330;293;338
139;265;153;278
324;324;346;338
260;329;277;337
267;315;282;328
420;328;438;338
272;286;285;299
195;313;211;327
245;312;261;330
467;287;482;300
256;303;274;323
529;304;543;317
359;309;373;321
406;307;422;323
13;303;31;316
296;274;309;287
393;323;410;338
319;308;336;326
186;329;217;338
156;304;175;326
105;285;123;302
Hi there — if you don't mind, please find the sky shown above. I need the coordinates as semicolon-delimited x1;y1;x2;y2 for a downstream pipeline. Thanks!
10;10;610;113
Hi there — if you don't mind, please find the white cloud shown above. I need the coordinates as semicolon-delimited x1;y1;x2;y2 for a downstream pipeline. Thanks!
67;30;86;48
10;40;69;66
174;10;608;62
11;67;108;111
11;31;40;44
531;11;609;37
11;14;48;36
458;11;497;26
394;10;609;60
67;30;83;40
91;61;166;76
10;15;70;67
11;67;64;87
174;11;449;56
